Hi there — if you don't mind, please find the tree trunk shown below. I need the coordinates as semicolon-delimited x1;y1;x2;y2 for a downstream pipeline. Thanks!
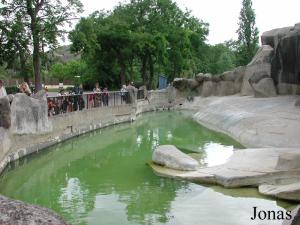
141;56;147;86
19;49;29;83
33;34;42;91
120;61;126;86
171;62;176;81
148;55;154;90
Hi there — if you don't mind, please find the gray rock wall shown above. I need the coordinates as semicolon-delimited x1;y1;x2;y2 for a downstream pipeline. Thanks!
173;23;300;98
173;66;246;98
262;23;300;94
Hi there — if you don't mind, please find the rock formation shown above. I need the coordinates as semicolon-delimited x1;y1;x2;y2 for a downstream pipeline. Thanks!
261;23;300;95
173;67;246;98
173;23;300;98
10;92;52;134
151;147;300;201
0;195;69;225
241;45;275;96
152;145;199;171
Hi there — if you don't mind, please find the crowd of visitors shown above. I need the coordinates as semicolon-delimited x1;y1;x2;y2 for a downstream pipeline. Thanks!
47;82;137;117
0;79;140;117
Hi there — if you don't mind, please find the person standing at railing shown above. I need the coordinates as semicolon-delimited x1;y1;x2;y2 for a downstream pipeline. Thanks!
0;80;7;98
126;81;137;104
102;87;109;106
73;84;84;111
120;85;127;103
93;82;101;107
78;84;85;110
19;82;32;96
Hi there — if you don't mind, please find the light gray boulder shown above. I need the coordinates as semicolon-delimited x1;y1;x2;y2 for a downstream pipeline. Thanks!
251;77;277;98
11;93;52;134
152;145;199;171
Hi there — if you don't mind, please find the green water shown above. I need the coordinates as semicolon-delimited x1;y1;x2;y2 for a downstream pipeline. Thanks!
0;111;296;225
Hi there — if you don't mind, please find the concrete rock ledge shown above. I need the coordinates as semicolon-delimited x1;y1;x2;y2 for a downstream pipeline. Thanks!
259;183;300;201
150;148;300;201
0;195;69;225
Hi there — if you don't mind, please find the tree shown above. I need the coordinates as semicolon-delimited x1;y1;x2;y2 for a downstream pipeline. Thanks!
236;0;259;66
1;0;83;91
49;60;88;83
0;13;31;82
70;0;208;89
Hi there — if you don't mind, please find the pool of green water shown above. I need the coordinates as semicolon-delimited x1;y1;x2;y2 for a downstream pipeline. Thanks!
0;111;296;225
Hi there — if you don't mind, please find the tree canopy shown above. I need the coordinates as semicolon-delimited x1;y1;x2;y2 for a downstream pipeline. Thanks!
0;0;83;90
236;0;259;65
69;0;210;89
0;0;260;90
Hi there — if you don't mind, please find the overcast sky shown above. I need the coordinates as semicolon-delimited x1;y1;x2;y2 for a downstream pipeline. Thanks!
78;0;300;45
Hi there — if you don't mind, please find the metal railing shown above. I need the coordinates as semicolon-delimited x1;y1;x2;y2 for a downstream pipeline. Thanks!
47;91;131;117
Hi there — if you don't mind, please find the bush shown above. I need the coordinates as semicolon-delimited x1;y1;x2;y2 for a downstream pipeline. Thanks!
6;86;19;94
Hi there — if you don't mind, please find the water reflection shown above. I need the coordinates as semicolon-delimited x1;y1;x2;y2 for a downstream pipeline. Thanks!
59;177;89;221
199;142;234;167
0;111;295;225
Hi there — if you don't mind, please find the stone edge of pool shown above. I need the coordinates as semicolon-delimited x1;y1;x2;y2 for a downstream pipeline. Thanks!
0;89;176;225
1;91;300;224
150;95;300;203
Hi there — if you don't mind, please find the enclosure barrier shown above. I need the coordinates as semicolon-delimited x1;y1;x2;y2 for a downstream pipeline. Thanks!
47;90;146;116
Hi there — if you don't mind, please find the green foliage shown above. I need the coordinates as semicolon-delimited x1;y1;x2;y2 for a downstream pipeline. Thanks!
49;60;89;83
0;0;83;90
5;86;19;95
69;0;209;89
208;44;236;74
236;0;259;65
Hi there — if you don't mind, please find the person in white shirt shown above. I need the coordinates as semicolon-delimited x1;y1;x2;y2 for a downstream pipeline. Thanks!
0;80;7;97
